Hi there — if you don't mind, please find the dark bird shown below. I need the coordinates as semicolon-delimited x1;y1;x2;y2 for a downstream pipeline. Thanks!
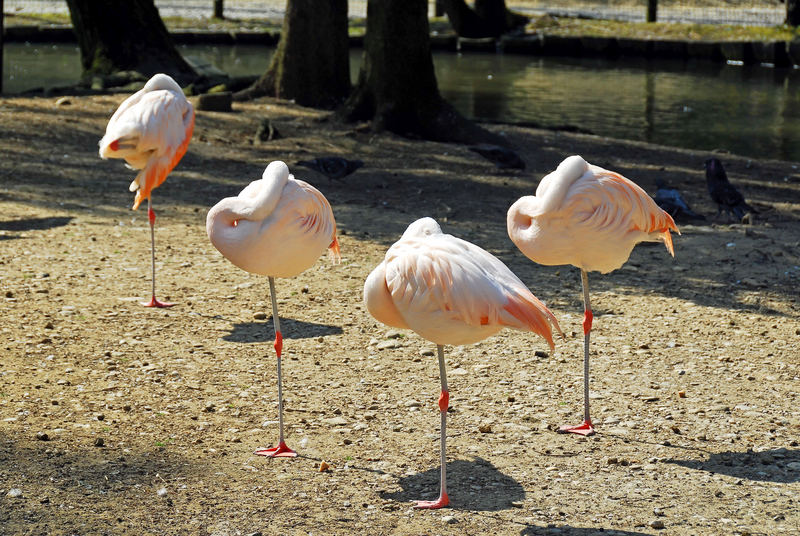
468;144;525;170
295;157;363;182
653;178;706;223
704;157;757;222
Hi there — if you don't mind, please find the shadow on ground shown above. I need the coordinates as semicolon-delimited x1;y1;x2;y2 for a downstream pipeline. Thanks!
222;319;343;343
665;448;800;483
380;457;523;511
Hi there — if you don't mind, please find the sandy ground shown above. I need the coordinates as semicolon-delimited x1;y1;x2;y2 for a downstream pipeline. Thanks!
0;93;799;536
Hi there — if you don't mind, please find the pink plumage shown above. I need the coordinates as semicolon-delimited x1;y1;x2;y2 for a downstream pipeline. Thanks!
99;73;194;211
507;155;678;274
206;160;340;277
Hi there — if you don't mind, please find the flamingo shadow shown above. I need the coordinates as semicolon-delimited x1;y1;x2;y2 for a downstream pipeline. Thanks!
0;216;72;239
380;457;524;511
222;319;343;343
664;448;800;483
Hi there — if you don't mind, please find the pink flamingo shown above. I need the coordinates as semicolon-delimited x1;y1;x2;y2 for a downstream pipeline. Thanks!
207;160;340;457
507;155;679;436
99;73;195;308
364;217;561;509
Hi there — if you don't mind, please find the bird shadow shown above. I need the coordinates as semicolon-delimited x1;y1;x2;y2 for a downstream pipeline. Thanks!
222;319;343;343
379;457;524;511
0;216;72;239
664;448;800;483
520;525;649;535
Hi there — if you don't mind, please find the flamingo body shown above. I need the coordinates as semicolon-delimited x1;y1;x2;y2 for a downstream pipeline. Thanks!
99;73;195;210
364;217;561;508
365;218;559;347
206;161;340;277
507;155;678;274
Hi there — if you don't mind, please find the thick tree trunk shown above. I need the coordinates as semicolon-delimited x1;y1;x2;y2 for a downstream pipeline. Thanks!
442;0;529;38
338;0;502;145
65;0;196;85
234;0;350;109
788;0;800;26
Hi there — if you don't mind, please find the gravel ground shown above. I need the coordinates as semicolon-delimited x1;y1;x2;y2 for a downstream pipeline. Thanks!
0;93;798;535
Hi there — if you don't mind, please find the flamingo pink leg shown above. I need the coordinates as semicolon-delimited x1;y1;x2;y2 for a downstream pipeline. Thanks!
141;199;175;308
559;269;595;436
255;277;297;458
415;345;450;509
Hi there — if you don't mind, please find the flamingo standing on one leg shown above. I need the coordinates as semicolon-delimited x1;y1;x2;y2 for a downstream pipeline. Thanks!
207;160;340;457
507;155;679;436
364;217;561;509
99;73;195;308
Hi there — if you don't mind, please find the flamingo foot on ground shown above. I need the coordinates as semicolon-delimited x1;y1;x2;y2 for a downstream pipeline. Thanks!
558;420;595;436
254;441;297;458
141;296;175;308
414;493;449;510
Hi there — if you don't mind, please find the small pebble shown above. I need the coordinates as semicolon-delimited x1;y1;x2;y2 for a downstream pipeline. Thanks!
534;350;549;358
650;520;665;529
157;487;168;497
36;431;49;441
253;312;267;320
478;424;492;433
94;438;105;447
441;515;457;524
678;390;686;398
7;488;22;498
319;461;330;472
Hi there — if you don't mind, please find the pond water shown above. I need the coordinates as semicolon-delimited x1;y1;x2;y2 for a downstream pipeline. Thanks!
4;42;800;162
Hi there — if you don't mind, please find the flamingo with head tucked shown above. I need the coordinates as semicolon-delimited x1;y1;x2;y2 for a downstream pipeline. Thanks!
364;217;561;509
207;160;340;457
99;73;195;307
507;155;679;436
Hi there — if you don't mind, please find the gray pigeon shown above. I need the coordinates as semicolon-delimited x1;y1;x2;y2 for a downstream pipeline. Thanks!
704;158;756;222
654;179;706;223
468;144;525;170
295;157;363;182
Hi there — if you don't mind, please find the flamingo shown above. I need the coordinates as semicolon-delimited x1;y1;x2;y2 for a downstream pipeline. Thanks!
99;73;195;308
364;217;561;509
207;160;340;457
507;155;679;436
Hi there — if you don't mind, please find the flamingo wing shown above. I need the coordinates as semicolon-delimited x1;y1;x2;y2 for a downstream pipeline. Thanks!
384;230;559;347
101;89;194;209
567;167;679;256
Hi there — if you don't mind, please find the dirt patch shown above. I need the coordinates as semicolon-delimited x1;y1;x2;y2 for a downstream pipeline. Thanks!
1;94;798;535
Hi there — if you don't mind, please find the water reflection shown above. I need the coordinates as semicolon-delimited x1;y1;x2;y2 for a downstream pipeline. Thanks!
4;42;800;161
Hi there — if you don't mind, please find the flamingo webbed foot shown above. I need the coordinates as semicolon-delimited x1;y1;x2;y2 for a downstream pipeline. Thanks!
254;441;297;458
141;296;175;308
558;420;595;436
413;492;449;509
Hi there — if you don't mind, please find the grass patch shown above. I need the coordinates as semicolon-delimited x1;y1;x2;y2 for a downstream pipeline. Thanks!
6;11;800;42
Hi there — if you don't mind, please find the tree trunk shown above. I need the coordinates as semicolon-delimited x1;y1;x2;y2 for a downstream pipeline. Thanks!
788;0;800;26
338;0;502;145
1;0;4;94
442;0;529;38
234;0;350;109
214;0;224;19
65;0;196;85
646;0;658;23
